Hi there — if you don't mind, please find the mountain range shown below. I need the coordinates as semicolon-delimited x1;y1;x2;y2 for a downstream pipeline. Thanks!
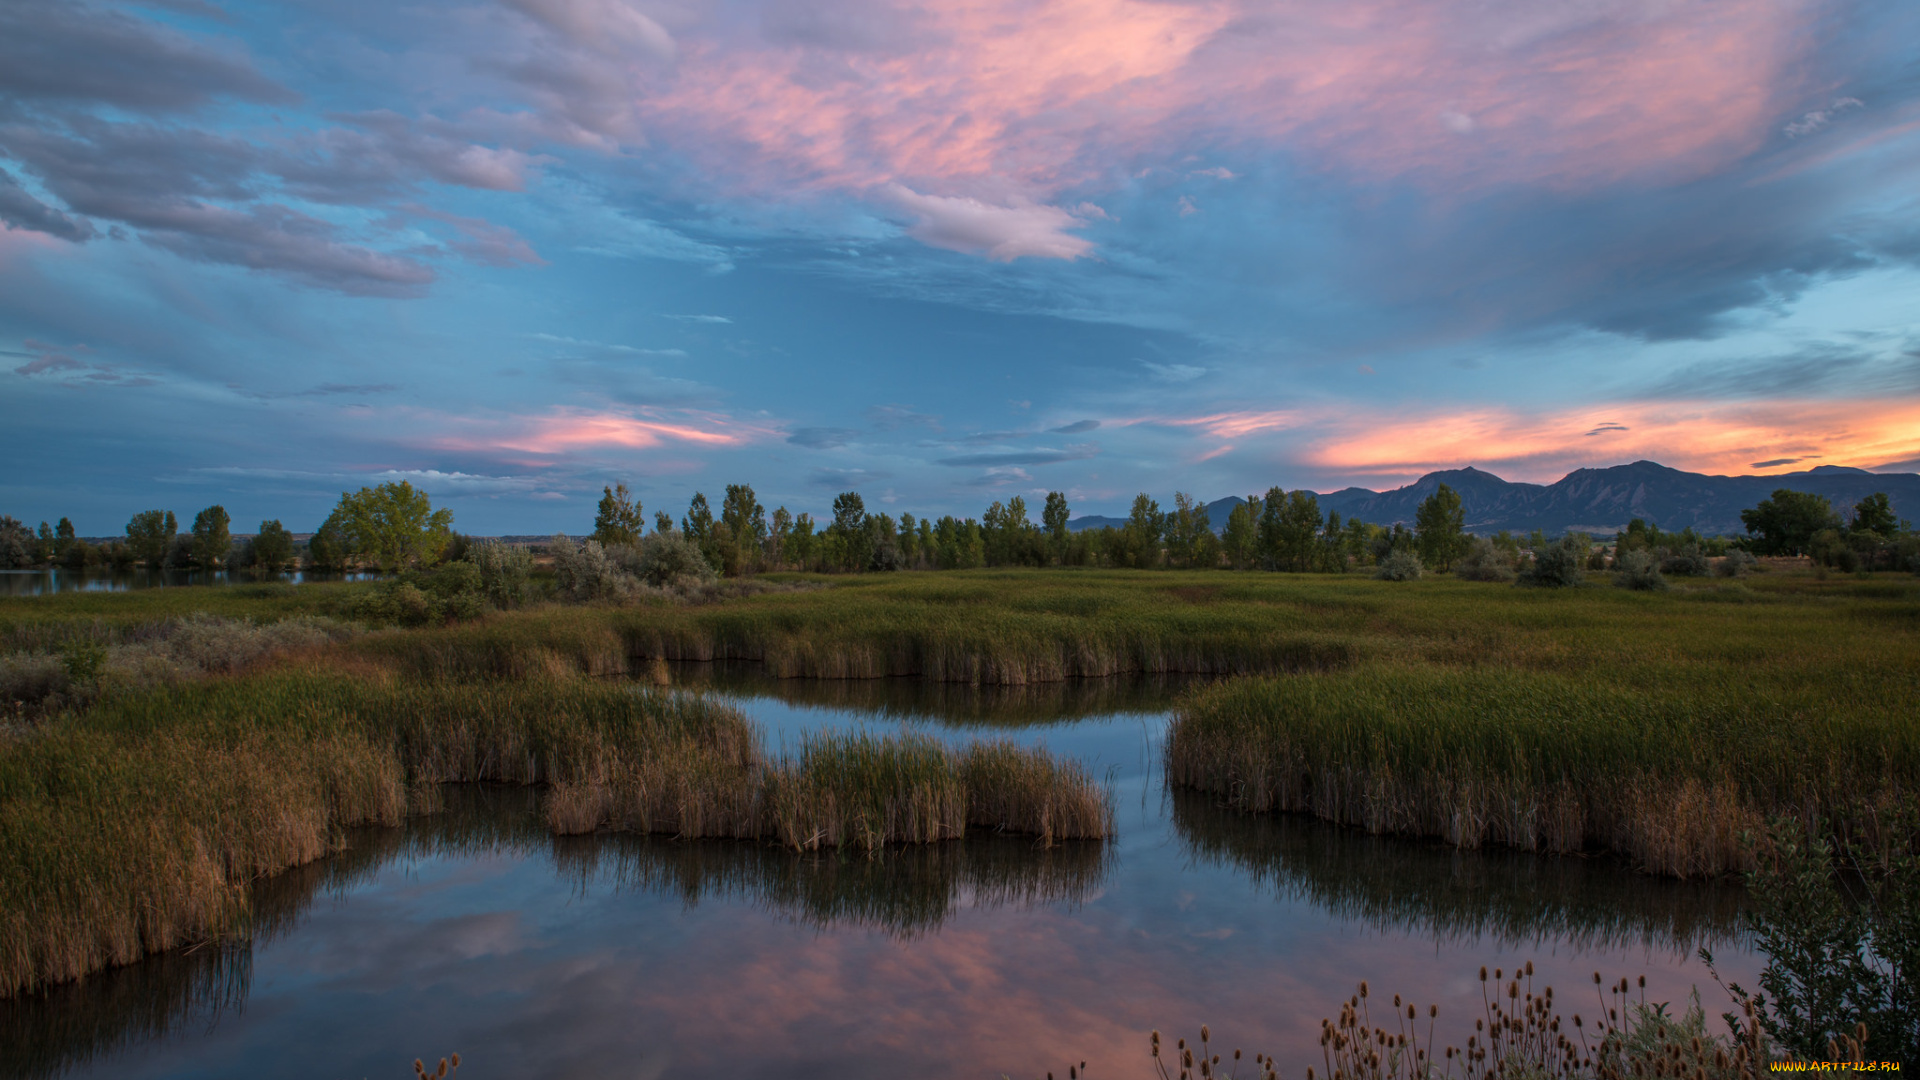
1066;460;1920;537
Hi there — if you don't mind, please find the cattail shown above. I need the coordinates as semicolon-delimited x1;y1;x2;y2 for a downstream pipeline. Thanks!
1202;1025;1211;1042
1359;982;1368;999
1481;967;1489;982
1431;1005;1439;1019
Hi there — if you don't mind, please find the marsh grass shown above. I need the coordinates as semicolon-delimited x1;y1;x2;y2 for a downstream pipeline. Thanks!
1166;663;1919;876
1168;790;1745;954
0;659;1109;995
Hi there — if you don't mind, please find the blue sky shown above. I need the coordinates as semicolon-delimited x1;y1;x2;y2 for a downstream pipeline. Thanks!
3;0;1919;534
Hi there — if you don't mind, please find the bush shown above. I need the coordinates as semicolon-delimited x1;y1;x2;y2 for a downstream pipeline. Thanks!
1517;534;1585;588
1613;548;1669;591
1452;536;1515;582
1716;549;1757;577
1373;549;1422;581
1660;544;1711;577
465;540;534;607
550;535;640;602
629;530;717;589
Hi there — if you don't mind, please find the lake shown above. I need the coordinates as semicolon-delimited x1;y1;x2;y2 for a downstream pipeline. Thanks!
0;668;1760;1079
0;569;374;597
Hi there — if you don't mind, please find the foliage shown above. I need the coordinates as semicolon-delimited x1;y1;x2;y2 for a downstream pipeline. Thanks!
1716;550;1757;578
0;517;32;570
1741;489;1843;556
1519;534;1587;588
1453;535;1515;582
1374;549;1422;581
1660;544;1711;577
717;484;768;576
1707;813;1920;1064
306;515;348;572
190;505;231;570
123;510;176;569
1612;549;1669;591
1850;492;1900;538
464;540;534;607
329;482;453;570
1414;483;1468;571
592;483;644;547
549;535;638;602
632;529;718;588
251;520;295;573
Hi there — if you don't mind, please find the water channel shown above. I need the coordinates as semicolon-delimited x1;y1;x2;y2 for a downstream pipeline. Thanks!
0;668;1762;1079
0;569;374;597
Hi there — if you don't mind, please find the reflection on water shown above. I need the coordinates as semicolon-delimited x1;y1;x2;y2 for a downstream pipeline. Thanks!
0;786;1109;1080
0;679;1764;1080
0;569;374;597
659;658;1214;726
1170;789;1747;955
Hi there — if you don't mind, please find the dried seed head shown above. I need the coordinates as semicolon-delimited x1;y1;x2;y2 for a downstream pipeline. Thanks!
1202;1025;1211;1042
1480;967;1489;982
1359;981;1369;999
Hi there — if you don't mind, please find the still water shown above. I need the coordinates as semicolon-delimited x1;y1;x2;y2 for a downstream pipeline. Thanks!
0;569;373;597
0;670;1761;1080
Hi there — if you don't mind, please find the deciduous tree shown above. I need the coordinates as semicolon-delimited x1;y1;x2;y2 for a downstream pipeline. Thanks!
330;482;453;570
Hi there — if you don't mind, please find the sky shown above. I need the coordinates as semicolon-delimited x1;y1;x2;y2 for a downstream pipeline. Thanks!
3;0;1920;535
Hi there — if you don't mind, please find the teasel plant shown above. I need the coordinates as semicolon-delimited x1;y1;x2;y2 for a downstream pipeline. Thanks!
412;1052;460;1080
1153;961;1808;1080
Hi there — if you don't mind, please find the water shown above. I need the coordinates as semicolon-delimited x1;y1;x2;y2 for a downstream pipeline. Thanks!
0;669;1762;1079
0;569;376;597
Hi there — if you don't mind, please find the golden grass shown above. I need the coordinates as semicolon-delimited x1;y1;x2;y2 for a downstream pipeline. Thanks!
0;661;1110;997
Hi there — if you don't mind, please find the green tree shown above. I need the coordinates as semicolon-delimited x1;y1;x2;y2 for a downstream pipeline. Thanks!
330;482;454;570
190;505;231;569
1166;492;1211;568
0;517;31;569
1260;488;1322;571
897;513;920;566
307;514;348;572
681;493;720;571
1042;491;1070;564
54;517;75;562
1741;489;1842;556
1124;494;1165;568
125;509;176;568
718;483;767;576
593;483;644;546
252;519;295;572
1414;482;1467;571
828;491;870;571
769;506;794;567
1222;498;1258;569
33;521;55;564
1849;492;1899;537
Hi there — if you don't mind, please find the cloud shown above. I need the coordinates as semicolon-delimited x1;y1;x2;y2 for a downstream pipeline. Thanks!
787;427;858;449
885;186;1094;261
431;406;778;456
964;466;1032;486
1583;423;1629;436
1784;98;1863;139
809;467;888;487
663;314;732;324
1749;457;1806;468
0;0;292;112
192;466;560;497
1176;195;1198;217
0;168;93;241
1141;361;1206;383
867;404;941;431
503;0;676;62
9;339;155;386
936;445;1098;467
1049;420;1100;434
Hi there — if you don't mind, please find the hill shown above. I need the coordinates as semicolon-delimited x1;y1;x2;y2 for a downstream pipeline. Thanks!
1066;461;1920;537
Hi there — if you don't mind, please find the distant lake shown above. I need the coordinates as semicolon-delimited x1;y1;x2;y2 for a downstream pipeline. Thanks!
0;568;376;597
0;668;1764;1079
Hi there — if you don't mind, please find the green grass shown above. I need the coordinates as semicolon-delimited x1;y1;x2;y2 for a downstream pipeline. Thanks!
1;566;1913;992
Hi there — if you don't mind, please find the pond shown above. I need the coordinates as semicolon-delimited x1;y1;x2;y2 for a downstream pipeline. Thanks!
0;569;375;597
0;669;1761;1080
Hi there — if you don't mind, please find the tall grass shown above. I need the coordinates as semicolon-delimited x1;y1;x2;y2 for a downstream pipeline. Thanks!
1166;664;1920;876
1169;790;1745;954
1;665;1109;997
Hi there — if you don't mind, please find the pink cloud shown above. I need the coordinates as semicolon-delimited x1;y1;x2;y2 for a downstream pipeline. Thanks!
886;185;1095;260
1141;398;1920;484
623;0;1812;214
427;406;781;456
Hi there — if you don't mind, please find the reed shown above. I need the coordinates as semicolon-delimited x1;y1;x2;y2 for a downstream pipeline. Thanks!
1166;663;1920;876
0;662;1110;996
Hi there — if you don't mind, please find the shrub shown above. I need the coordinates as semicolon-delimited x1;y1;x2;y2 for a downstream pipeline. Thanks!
1660;544;1711;577
629;530;716;589
1517;534;1585;587
1613;548;1669;591
465;540;534;607
1452;536;1515;582
1373;549;1422;581
1716;549;1757;577
550;535;641;602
